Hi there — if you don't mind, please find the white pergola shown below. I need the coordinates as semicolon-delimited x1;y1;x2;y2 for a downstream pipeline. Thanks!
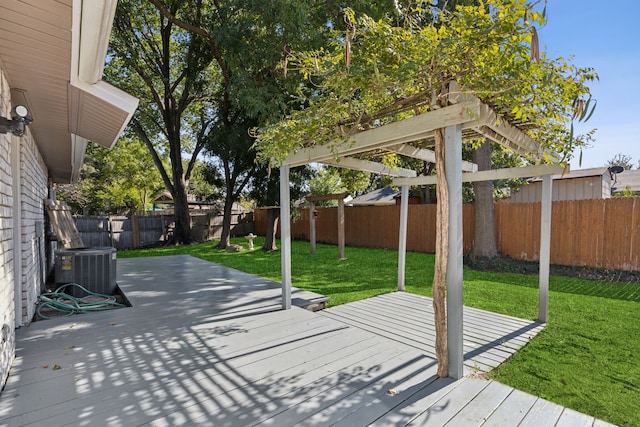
277;85;562;379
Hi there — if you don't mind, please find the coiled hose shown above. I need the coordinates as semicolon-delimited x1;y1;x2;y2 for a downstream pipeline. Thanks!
37;283;127;319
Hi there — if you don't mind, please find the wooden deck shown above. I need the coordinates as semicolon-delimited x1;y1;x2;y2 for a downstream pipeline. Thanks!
0;255;614;426
319;292;544;374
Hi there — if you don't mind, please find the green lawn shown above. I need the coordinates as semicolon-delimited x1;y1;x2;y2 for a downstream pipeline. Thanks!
119;238;640;426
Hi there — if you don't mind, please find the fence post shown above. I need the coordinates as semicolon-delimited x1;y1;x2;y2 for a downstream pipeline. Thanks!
338;198;346;260
108;216;114;247
131;214;140;248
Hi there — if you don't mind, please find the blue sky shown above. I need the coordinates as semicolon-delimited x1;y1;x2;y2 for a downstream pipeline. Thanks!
539;1;640;169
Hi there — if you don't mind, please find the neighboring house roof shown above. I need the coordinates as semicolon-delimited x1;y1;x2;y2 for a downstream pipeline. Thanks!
349;188;399;206
0;0;139;183
612;170;640;195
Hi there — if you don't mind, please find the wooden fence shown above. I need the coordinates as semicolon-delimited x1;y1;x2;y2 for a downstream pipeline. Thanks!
75;210;253;250
254;198;640;271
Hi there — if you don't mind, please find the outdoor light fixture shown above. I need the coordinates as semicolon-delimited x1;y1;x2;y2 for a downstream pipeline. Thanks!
0;105;33;137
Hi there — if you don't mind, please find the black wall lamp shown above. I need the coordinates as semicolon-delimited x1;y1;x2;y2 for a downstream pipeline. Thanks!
0;105;33;137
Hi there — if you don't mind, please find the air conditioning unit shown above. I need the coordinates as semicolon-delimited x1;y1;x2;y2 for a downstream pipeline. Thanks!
54;247;117;297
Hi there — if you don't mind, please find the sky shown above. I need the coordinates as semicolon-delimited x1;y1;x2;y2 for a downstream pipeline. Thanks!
538;1;640;170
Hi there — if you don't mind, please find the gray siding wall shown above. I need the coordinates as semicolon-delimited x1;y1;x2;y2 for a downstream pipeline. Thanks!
19;123;48;324
0;66;15;390
511;176;610;203
0;65;49;388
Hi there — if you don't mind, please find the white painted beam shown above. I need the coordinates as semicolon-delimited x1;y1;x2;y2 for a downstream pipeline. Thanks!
309;202;316;257
392;163;566;186
321;157;417;178
284;100;482;167
445;124;464;380
397;185;409;291
538;174;552;323
279;166;292;310
387;143;478;172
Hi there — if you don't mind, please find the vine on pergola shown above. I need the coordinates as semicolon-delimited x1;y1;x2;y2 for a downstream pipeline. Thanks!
256;1;596;163
255;0;597;377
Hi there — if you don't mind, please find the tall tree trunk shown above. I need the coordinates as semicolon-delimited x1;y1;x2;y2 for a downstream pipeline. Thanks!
433;127;449;378
263;208;279;251
171;177;192;244
218;192;234;249
471;139;498;258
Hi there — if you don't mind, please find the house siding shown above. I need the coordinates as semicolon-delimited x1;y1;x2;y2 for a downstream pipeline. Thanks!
511;175;611;203
19;127;48;324
0;68;16;388
0;64;49;387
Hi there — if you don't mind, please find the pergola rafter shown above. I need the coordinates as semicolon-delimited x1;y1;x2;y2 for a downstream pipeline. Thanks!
277;83;559;379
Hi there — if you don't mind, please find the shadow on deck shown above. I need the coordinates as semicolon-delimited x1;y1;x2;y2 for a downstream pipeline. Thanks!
0;255;614;426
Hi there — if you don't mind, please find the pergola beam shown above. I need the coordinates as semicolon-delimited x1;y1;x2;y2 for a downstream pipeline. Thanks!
284;100;482;167
392;163;566;186
321;157;417;178
476;103;543;160
387;143;478;172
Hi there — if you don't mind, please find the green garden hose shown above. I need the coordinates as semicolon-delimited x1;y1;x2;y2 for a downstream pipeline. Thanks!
37;283;126;319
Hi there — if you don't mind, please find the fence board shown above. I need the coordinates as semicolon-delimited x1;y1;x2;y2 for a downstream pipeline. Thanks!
255;198;640;271
73;211;253;250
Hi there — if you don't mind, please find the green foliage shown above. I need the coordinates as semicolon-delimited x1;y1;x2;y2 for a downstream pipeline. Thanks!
57;138;165;214
308;166;345;199
187;160;223;202
607;153;634;170
613;185;636;199
306;166;372;205
256;0;597;165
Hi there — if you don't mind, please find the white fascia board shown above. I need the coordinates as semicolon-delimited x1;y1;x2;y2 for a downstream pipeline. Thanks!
71;134;89;183
392;163;566;186
69;0;138;150
72;0;118;84
73;79;139;116
283;100;482;167
321;157;417;178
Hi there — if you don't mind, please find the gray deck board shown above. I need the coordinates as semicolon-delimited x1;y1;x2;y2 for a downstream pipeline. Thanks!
518;398;564;426
442;380;512;426
318;292;544;374
481;387;538;426
0;255;613;427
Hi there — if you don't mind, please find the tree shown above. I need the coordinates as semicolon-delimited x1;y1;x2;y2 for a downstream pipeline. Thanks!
607;153;634;170
246;164;312;251
256;1;596;377
107;0;215;243
147;0;402;249
470;140;498;257
307;166;370;203
57;138;165;215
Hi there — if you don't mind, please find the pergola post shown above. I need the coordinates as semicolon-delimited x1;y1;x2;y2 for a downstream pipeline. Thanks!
309;201;316;257
445;124;464;379
538;174;553;322
397;185;409;291
338;198;345;260
306;193;348;260
279;165;292;310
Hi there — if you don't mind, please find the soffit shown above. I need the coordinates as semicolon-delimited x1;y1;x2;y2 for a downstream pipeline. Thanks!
0;0;138;183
